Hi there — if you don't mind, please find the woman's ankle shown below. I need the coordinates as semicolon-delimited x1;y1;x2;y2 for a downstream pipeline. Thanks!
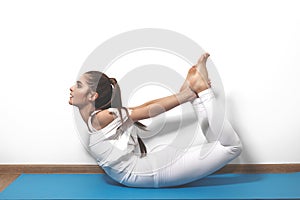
195;88;215;103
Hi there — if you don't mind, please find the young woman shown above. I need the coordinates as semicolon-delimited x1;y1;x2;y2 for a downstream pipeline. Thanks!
69;53;242;188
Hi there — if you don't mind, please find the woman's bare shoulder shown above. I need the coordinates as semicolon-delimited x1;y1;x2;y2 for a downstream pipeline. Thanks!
92;109;116;130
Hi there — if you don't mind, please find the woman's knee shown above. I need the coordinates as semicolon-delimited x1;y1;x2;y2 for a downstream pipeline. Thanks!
233;143;243;157
227;143;243;158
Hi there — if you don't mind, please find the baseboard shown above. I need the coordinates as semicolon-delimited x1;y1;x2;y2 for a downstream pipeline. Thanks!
0;165;104;174
214;164;300;174
0;164;300;174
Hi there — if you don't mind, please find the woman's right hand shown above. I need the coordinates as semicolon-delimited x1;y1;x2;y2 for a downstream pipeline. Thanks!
182;66;209;94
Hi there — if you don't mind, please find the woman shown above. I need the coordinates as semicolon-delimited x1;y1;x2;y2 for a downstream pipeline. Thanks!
69;53;242;188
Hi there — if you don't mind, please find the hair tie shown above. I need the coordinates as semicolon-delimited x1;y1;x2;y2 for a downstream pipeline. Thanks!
109;78;117;87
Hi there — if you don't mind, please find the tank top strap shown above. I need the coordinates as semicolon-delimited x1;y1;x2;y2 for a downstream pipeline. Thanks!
88;109;102;133
91;109;102;116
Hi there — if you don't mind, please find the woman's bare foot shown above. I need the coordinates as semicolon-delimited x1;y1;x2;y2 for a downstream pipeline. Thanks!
179;53;211;92
195;53;210;85
186;66;209;94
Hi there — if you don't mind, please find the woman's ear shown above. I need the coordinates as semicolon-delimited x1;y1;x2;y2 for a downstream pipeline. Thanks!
89;92;98;101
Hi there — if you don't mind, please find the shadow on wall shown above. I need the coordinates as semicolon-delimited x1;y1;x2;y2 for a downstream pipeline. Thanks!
226;94;254;164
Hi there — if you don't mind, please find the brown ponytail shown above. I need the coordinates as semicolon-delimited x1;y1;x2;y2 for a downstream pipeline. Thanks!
84;71;148;157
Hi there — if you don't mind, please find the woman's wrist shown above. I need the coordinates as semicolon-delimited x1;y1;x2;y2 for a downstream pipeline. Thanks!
177;88;197;103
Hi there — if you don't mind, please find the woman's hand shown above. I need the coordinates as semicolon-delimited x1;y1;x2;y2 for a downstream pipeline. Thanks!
180;66;209;94
180;53;211;93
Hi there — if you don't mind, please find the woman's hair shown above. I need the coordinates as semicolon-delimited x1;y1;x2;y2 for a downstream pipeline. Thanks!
84;71;147;157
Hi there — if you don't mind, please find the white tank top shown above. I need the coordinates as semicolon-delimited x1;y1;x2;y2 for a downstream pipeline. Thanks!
87;107;140;181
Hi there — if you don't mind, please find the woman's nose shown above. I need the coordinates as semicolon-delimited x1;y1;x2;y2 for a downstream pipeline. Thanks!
70;85;74;91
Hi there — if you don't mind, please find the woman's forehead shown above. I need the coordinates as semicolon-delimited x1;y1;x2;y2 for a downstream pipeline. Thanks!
79;74;88;81
77;75;89;85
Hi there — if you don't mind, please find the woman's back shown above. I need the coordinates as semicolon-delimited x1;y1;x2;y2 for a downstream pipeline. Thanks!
88;108;142;181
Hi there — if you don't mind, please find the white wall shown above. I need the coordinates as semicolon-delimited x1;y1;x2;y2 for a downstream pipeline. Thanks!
0;0;299;164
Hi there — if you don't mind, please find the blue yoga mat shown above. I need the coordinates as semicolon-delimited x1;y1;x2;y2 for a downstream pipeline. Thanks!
1;173;300;199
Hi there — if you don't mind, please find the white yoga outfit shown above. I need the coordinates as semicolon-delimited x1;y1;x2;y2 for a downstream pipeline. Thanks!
88;88;242;188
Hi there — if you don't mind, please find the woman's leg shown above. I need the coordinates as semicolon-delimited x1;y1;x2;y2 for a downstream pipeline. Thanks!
151;89;242;188
191;88;242;146
124;54;242;188
147;53;242;187
190;53;242;147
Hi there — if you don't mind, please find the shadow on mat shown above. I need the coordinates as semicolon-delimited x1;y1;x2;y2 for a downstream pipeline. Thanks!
177;174;263;188
103;176;124;187
103;174;263;188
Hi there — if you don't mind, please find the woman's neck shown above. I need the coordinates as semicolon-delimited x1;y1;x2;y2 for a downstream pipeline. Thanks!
78;103;95;124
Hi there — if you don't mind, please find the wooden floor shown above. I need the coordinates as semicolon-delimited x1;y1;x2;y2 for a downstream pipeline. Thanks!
0;174;20;192
1;164;300;192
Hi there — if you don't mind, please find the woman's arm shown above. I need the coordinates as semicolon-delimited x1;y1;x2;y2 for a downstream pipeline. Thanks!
92;89;195;130
128;96;168;110
128;88;196;122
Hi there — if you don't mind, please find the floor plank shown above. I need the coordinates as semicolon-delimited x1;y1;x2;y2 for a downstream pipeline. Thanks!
0;174;20;192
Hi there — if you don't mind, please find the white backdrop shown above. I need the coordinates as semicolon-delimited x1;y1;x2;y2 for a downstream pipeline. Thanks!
0;0;299;164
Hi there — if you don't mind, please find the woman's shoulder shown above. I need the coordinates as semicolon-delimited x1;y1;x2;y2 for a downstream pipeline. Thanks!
91;109;116;131
91;107;131;130
91;107;132;131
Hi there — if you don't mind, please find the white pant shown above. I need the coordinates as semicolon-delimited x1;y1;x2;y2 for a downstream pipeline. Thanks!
114;88;242;188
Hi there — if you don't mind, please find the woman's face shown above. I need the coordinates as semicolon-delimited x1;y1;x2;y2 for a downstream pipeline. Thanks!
69;75;92;108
